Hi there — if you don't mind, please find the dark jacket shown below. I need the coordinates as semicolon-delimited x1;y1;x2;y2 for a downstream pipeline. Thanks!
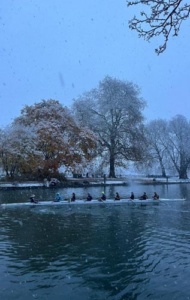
87;194;92;201
101;194;106;200
71;193;76;201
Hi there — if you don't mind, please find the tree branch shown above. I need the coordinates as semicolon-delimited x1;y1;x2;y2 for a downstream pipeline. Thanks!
127;0;190;54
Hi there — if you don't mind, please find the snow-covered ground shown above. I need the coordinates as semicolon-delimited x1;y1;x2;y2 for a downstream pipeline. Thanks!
134;176;190;183
0;177;189;189
0;182;44;188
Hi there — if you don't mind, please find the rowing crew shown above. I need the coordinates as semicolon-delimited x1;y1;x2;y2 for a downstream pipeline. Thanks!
100;191;159;201
30;193;63;204
130;191;159;200
30;192;75;203
30;191;159;203
69;191;160;201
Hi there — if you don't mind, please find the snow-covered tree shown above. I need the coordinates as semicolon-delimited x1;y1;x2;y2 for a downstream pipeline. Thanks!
73;76;146;178
0;124;37;178
144;115;190;179
166;115;190;179
13;99;97;178
145;119;169;177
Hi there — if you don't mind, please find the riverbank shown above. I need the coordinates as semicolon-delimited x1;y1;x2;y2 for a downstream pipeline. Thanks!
0;178;127;190
0;176;189;190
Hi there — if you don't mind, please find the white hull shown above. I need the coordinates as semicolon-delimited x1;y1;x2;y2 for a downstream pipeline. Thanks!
0;198;186;208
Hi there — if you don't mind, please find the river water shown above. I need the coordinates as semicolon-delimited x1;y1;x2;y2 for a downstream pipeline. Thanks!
0;184;190;300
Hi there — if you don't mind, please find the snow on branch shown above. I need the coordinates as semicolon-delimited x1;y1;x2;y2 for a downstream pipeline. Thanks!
127;0;190;53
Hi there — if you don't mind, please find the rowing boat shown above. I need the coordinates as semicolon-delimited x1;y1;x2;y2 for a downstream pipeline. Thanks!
0;198;186;208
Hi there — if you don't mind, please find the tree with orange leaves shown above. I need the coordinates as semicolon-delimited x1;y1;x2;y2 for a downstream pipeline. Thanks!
11;99;97;178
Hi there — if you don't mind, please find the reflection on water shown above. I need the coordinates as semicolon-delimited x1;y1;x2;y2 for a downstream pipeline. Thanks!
0;185;190;299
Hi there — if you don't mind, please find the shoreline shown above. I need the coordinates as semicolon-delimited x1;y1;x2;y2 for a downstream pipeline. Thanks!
0;177;189;190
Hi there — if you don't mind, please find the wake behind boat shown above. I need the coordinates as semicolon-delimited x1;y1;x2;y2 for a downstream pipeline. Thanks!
0;198;186;208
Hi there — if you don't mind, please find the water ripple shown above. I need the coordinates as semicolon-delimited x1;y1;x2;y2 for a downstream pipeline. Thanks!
1;204;190;299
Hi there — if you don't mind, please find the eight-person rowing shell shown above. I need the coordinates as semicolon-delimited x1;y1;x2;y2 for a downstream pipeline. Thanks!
29;190;160;204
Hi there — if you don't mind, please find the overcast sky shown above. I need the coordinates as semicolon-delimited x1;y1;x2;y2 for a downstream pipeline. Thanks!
1;0;190;127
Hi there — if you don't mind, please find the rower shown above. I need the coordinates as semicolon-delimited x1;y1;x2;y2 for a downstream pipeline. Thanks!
153;192;159;200
30;194;38;204
139;192;148;200
115;192;120;200
130;192;134;200
100;191;106;201
70;192;76;202
54;192;61;202
86;193;92;201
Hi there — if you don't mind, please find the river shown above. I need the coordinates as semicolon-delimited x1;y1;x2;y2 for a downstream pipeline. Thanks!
0;184;190;300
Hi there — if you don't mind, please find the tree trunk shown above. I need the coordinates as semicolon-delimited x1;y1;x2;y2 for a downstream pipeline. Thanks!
160;164;166;177
109;153;116;178
158;157;167;177
179;166;188;179
179;156;188;179
156;149;167;177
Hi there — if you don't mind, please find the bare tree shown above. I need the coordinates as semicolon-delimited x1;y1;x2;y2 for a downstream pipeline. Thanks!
146;119;169;177
73;76;146;178
166;115;190;179
127;0;190;54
